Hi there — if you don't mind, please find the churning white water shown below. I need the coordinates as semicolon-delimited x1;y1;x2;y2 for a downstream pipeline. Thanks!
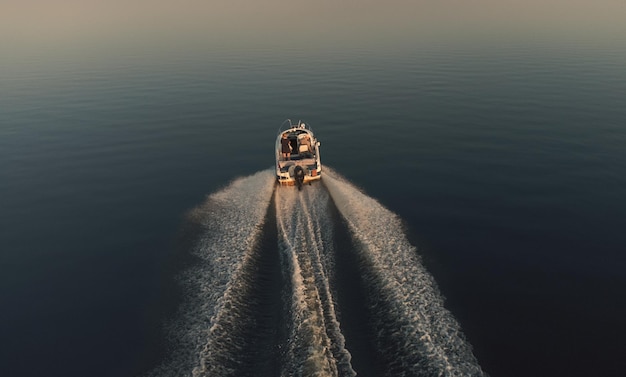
323;168;485;377
147;169;276;377
149;167;484;377
275;184;355;377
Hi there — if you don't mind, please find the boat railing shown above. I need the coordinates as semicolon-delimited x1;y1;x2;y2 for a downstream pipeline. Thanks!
277;119;314;135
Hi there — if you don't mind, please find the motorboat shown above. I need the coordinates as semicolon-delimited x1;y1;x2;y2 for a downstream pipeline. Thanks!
275;119;322;189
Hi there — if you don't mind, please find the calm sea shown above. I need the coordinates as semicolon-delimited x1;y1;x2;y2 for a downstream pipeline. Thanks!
2;34;626;377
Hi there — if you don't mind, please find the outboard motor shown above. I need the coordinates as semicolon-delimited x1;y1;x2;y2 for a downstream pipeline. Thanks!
294;165;305;190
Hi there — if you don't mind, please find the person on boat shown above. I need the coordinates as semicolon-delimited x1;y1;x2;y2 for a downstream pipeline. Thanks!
299;134;313;155
281;133;292;160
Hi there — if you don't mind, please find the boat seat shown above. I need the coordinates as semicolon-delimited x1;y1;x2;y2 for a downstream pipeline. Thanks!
278;158;316;169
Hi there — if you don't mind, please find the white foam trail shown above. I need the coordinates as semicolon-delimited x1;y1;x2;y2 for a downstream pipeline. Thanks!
147;169;275;377
276;185;356;377
298;186;355;377
191;169;276;376
323;168;486;377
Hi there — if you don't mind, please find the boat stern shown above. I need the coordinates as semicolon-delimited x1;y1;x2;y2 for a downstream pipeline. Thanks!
275;119;322;187
276;163;322;186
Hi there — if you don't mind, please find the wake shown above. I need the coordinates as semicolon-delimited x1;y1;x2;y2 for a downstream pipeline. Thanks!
323;168;485;376
146;169;277;377
275;184;356;377
148;167;485;377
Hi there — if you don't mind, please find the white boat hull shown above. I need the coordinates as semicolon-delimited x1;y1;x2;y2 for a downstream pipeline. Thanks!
275;120;322;187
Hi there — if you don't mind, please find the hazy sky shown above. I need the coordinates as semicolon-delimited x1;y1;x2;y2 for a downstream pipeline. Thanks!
2;1;625;48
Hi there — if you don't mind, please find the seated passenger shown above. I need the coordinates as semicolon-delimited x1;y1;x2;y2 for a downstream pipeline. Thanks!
298;134;313;155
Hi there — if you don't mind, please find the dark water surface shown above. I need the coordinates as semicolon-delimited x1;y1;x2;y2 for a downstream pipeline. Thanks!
2;34;626;377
